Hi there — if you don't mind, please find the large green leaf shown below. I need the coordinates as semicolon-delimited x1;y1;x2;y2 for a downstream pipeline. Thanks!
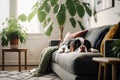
77;21;85;30
44;3;51;13
44;23;53;36
56;4;66;25
32;2;38;10
51;0;58;6
18;14;27;21
28;9;37;22
37;8;46;22
76;4;85;18
82;2;92;17
66;0;76;16
54;4;59;13
70;17;76;28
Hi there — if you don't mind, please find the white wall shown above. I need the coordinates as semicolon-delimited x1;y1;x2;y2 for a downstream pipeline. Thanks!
84;0;120;28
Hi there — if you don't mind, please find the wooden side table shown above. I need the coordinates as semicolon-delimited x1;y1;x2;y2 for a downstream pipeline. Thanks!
2;48;27;72
92;57;120;80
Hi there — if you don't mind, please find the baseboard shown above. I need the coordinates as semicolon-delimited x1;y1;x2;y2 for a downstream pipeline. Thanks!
0;60;39;66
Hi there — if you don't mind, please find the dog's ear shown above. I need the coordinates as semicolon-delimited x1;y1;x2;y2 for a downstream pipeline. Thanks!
84;40;91;50
75;39;81;48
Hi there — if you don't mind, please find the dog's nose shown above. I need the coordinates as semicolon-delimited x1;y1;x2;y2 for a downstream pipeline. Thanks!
80;45;87;52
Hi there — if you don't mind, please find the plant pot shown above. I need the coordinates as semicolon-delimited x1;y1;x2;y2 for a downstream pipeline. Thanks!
10;38;19;49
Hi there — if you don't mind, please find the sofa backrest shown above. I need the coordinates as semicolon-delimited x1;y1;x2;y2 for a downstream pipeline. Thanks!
85;25;112;50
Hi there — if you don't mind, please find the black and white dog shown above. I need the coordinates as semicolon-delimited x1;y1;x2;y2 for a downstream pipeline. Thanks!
57;37;91;53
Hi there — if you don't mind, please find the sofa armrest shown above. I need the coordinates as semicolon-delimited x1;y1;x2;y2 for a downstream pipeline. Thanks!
49;39;60;46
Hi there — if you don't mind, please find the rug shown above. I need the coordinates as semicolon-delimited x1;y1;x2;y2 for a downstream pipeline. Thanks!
0;71;62;80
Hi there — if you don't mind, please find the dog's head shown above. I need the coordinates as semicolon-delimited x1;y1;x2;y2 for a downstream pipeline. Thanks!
58;37;91;53
69;37;91;52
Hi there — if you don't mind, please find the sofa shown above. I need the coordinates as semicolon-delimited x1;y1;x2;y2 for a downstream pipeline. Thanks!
51;24;120;80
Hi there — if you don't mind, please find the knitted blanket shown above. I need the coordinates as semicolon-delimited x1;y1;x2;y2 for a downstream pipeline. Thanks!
31;46;58;77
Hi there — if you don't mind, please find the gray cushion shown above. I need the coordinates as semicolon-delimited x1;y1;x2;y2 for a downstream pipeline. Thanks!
85;25;112;47
52;52;101;75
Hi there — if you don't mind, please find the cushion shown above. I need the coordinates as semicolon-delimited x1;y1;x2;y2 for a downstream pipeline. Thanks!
85;25;111;47
93;26;110;51
100;22;120;56
52;51;101;75
63;30;88;42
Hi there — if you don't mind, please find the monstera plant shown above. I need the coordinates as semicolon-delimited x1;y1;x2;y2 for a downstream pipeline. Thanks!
28;0;92;40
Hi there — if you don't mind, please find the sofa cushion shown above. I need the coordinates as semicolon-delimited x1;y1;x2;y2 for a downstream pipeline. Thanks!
93;26;110;51
100;22;120;56
85;25;111;47
52;52;101;75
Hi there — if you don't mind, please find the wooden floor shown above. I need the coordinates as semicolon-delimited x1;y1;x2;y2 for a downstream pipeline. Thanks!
0;65;38;71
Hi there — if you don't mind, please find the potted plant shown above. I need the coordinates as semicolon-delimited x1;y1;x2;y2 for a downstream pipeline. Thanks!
28;0;92;40
1;14;28;49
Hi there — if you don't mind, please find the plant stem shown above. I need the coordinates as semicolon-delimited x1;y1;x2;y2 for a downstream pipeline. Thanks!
59;25;64;41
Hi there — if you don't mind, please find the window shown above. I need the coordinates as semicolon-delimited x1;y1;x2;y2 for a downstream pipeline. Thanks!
17;0;42;33
0;0;9;31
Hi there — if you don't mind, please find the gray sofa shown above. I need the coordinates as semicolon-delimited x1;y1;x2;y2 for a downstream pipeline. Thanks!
51;25;112;80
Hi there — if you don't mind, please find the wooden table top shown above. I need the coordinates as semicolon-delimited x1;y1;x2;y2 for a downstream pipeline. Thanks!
92;57;120;64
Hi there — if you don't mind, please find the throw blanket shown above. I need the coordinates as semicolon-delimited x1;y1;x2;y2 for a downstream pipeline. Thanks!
31;46;58;77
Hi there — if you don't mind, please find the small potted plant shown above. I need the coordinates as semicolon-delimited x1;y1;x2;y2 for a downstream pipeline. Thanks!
1;14;28;49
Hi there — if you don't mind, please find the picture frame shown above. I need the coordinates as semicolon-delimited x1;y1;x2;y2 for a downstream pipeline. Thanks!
95;0;115;12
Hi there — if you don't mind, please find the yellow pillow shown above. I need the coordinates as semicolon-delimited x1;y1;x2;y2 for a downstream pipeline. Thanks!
100;22;120;56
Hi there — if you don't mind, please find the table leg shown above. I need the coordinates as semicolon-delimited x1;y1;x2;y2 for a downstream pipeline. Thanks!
25;51;27;69
103;63;107;80
18;51;21;72
112;64;117;80
98;63;102;80
2;50;4;71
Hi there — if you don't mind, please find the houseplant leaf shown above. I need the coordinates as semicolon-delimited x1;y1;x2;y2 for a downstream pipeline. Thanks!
44;2;51;13
18;14;27;21
70;17;76;28
51;0;58;6
66;0;76;16
76;4;85;18
28;9;37;22
54;4;59;14
56;4;66;25
82;2;92;17
77;21;85;30
37;8;46;22
44;23;53;36
32;1;38;10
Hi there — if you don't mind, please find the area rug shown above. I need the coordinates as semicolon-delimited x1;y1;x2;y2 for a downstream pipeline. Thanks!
0;71;62;80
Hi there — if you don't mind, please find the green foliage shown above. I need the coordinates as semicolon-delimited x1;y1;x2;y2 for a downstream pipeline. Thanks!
37;10;46;22
70;17;76;28
77;21;85;30
1;14;28;47
51;0;58;6
76;4;85;18
66;0;76;16
28;0;92;37
45;23;53;36
56;4;66;25
110;40;120;58
82;2;92;17
54;4;59;13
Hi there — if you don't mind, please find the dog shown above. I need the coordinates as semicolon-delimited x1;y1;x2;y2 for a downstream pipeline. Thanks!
57;37;91;53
